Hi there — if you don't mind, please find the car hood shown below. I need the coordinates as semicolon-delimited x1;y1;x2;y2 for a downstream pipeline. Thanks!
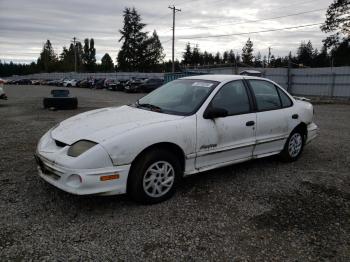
51;105;183;145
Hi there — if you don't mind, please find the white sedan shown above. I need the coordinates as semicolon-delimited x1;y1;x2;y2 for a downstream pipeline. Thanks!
35;75;318;203
63;79;78;87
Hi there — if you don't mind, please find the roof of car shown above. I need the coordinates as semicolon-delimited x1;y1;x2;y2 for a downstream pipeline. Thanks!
181;74;262;82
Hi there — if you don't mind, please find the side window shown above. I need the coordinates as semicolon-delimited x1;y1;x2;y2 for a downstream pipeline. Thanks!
249;80;281;111
211;80;250;115
277;87;293;107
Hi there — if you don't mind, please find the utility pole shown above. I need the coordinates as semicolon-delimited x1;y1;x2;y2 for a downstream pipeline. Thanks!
287;52;292;93
71;37;80;73
168;5;181;73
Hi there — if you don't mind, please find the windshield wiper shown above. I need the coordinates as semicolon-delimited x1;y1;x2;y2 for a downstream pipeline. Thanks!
136;101;163;112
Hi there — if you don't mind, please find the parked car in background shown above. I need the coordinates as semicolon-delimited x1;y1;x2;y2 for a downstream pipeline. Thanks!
31;80;41;85
63;79;78;87
35;75;318;204
39;79;50;85
87;78;96;88
57;78;68;86
94;78;106;89
15;79;32;85
77;79;89;88
0;79;8;100
136;78;164;93
105;79;118;91
124;78;146;93
47;79;59;86
116;80;128;91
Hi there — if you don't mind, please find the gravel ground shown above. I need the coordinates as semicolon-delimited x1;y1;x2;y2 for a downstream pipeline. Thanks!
0;85;350;261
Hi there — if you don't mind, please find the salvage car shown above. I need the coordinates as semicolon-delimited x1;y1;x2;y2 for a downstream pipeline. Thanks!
35;75;318;204
105;79;117;90
63;79;78;87
124;78;146;93
135;78;164;93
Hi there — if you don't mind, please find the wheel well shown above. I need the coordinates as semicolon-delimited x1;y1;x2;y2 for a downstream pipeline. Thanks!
294;122;307;140
132;142;186;172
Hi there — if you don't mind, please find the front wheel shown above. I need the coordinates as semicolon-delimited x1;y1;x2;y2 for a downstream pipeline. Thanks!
128;149;182;204
280;129;305;162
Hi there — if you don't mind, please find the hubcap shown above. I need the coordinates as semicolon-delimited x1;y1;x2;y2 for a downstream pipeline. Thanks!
288;133;303;158
143;161;175;198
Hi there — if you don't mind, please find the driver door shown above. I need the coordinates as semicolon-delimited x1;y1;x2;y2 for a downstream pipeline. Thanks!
195;80;256;170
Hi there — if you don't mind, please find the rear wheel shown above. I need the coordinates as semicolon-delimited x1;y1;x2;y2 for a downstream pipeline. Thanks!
280;128;305;162
128;149;181;204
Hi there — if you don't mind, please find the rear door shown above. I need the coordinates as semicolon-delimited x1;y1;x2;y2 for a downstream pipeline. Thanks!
247;79;290;157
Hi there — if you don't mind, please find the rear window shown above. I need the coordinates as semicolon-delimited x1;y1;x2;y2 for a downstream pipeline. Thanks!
277;87;293;108
249;80;281;111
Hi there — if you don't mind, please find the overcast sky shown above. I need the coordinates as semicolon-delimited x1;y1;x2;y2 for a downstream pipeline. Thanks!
0;0;333;64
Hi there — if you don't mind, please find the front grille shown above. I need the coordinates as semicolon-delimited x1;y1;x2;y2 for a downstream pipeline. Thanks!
55;140;67;147
34;155;61;180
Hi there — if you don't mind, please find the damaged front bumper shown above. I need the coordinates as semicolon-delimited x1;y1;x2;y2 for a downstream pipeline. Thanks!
34;153;130;196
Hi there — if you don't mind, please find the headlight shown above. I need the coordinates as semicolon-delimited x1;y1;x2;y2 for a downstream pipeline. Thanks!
67;140;97;157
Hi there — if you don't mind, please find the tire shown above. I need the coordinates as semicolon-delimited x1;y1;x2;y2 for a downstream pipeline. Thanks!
128;149;182;204
280;128;305;162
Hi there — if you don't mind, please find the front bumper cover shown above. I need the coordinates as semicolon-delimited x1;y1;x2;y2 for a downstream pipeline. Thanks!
34;153;130;196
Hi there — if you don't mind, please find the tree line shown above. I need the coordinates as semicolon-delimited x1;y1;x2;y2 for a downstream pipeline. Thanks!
0;0;348;77
182;37;349;69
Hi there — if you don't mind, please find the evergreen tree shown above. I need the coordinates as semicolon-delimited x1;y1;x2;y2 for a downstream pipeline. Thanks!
182;43;192;65
297;40;314;67
203;51;210;65
228;50;236;64
223;51;229;63
331;38;350;66
262;56;267;68
274;56;286;67
82;38;96;72
313;46;330;67
241;38;254;65
117;7;148;71
59;42;83;72
254;52;262;67
321;0;349;48
192;45;201;65
270;55;276;67
145;30;165;67
208;53;215;65
214;52;221;64
37;40;57;72
100;53;114;72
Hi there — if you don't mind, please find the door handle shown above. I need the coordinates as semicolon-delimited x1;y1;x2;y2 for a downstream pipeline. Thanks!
246;121;255;126
292;114;299;119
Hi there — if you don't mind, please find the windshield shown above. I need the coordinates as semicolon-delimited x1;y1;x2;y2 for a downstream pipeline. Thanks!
136;79;219;116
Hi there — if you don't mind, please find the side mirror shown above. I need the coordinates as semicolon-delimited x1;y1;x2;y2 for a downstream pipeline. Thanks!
203;107;228;119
